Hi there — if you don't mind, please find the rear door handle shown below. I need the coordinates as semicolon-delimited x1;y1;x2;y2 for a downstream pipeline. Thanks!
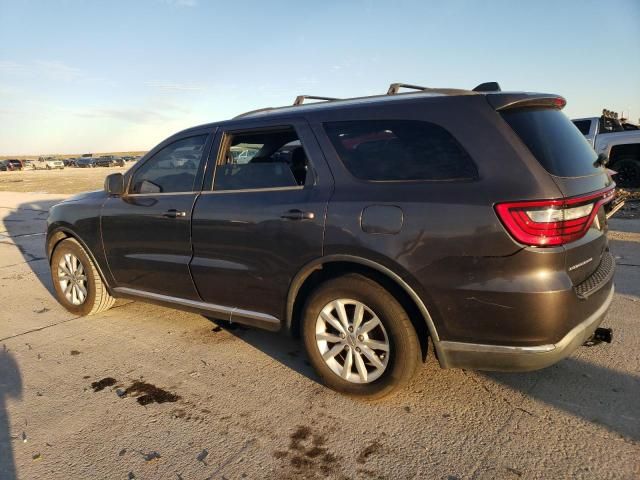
163;209;187;219
281;209;315;221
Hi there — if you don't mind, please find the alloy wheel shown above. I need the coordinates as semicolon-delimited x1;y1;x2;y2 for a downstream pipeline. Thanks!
58;253;88;305
315;299;390;383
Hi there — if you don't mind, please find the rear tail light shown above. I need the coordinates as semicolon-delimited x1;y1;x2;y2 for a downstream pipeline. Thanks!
495;187;615;247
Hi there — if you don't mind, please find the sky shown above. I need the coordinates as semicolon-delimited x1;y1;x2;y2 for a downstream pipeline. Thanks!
0;0;639;155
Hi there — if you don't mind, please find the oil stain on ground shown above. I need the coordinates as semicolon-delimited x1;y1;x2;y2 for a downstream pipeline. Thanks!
90;377;117;392
273;425;340;477
124;381;180;405
89;377;180;405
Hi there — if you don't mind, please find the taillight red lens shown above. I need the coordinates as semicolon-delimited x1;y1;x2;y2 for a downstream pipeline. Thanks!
495;187;615;247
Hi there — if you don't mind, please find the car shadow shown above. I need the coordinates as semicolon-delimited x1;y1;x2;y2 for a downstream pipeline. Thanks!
0;347;23;480
1;199;66;297
203;317;321;384
482;356;640;442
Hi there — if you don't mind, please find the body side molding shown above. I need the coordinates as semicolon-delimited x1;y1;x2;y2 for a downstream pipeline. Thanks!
113;287;281;331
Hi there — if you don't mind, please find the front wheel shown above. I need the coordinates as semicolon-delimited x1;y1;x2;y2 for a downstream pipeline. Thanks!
50;238;115;316
302;274;421;399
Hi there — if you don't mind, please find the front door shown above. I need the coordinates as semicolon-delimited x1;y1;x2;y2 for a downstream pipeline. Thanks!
101;132;213;300
190;120;333;320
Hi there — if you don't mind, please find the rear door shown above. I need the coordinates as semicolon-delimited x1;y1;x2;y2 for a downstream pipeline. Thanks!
190;118;332;322
500;106;615;285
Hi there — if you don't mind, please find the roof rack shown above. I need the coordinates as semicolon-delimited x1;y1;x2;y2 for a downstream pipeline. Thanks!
293;95;340;106
387;83;432;95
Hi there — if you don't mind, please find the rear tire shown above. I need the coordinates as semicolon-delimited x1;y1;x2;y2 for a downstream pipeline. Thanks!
611;156;640;188
302;274;421;399
50;238;115;316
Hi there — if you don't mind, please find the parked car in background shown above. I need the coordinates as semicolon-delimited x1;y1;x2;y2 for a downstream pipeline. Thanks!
0;161;7;171
2;159;23;171
76;157;96;168
36;157;65;170
572;110;640;187
47;81;616;398
95;155;125;167
22;160;36;170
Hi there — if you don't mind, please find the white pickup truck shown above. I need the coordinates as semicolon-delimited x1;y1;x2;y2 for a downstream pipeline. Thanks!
572;110;640;187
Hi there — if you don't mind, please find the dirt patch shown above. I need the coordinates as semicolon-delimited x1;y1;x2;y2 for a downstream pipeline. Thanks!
124;381;180;405
90;377;117;392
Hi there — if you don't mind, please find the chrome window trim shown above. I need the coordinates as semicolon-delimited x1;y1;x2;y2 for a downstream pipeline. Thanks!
123;192;198;198
201;186;304;195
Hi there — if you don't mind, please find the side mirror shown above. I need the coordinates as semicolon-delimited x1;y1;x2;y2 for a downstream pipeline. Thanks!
105;173;124;195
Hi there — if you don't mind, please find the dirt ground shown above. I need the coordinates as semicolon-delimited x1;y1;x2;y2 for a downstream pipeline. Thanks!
0;191;638;479
0;167;128;194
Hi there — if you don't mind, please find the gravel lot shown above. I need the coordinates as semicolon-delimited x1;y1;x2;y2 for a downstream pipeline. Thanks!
0;190;638;479
0;167;129;194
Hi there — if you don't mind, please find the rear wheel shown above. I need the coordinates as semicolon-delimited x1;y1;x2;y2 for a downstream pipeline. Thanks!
611;156;640;188
302;274;421;399
50;238;115;316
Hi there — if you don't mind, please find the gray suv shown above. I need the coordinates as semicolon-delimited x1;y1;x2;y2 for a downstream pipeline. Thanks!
46;82;615;398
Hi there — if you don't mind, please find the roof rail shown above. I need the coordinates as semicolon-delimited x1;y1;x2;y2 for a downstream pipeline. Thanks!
233;107;275;119
472;82;501;92
387;83;432;95
293;95;340;106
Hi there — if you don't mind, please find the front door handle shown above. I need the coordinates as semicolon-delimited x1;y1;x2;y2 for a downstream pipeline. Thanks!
281;209;315;221
163;209;187;219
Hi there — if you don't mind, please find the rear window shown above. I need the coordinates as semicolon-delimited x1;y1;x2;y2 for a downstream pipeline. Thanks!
324;120;477;181
501;108;599;177
572;119;592;135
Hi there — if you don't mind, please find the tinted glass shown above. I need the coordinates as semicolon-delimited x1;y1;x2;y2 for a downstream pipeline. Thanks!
214;128;309;191
324;120;477;181
131;135;207;194
501;108;599;177
572;120;592;135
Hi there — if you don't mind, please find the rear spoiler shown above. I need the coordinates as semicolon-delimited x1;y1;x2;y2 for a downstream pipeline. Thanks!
487;93;566;111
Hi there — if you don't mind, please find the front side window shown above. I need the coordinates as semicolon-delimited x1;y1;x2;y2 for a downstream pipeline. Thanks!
214;127;310;191
130;135;207;194
324;120;478;181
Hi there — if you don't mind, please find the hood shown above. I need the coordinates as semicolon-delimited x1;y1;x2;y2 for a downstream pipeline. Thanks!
58;190;107;204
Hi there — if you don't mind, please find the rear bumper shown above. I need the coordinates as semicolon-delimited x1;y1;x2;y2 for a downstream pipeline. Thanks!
437;284;614;371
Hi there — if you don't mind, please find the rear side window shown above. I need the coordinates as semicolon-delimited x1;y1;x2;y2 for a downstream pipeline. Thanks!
324;120;478;181
501;108;598;177
572;120;592;135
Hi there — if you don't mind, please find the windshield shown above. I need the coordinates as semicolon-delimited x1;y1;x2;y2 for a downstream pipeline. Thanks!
501;108;599;177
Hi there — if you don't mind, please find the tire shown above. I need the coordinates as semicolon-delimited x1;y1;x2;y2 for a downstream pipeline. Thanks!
611;156;640;188
50;238;115;316
302;274;421;399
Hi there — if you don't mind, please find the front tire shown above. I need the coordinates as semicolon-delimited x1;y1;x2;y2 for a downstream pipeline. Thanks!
50;238;115;316
302;274;421;399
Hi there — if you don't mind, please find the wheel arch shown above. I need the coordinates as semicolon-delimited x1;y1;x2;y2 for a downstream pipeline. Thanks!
286;255;443;363
47;227;112;292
